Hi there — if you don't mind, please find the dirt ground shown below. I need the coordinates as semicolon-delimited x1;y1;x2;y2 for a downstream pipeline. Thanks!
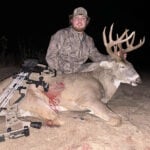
0;67;150;150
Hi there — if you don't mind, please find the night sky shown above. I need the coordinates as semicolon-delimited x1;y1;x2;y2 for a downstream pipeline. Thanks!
0;0;149;70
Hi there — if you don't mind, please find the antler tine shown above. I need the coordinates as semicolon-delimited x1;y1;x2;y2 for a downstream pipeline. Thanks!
103;23;121;60
129;31;135;46
103;26;107;47
125;34;145;53
116;34;122;50
108;23;113;43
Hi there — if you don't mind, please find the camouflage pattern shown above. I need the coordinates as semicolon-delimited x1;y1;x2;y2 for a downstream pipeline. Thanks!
46;26;109;74
72;7;88;18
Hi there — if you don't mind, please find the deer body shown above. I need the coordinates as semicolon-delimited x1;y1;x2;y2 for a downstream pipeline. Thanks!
17;59;141;127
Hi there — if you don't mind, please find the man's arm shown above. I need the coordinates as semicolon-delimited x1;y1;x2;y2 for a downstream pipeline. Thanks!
88;38;110;62
45;31;63;70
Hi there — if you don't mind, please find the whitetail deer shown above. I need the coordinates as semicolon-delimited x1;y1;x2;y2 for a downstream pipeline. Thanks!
0;23;145;127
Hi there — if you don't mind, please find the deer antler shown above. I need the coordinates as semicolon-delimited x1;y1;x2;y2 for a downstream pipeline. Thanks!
103;23;145;61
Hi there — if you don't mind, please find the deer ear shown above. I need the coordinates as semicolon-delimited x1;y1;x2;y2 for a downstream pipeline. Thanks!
99;61;113;69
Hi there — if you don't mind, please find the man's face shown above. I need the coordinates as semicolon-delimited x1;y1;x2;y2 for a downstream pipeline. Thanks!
71;15;88;32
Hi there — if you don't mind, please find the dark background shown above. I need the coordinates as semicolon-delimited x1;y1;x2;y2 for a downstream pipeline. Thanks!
0;0;149;71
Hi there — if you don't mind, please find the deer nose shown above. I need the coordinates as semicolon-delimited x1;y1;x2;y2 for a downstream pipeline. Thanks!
136;77;142;84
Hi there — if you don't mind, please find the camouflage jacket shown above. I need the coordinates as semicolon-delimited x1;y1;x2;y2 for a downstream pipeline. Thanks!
46;26;108;74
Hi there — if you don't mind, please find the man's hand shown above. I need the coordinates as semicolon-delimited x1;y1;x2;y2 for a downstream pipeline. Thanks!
48;68;57;77
117;50;127;59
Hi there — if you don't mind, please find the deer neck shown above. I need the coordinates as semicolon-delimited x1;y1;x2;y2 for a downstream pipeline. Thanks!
93;69;121;100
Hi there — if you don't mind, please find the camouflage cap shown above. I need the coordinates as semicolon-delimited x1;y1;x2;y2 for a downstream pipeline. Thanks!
69;7;90;24
73;7;88;18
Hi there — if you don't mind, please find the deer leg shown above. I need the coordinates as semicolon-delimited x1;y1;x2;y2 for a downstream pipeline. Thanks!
18;85;63;126
78;98;121;127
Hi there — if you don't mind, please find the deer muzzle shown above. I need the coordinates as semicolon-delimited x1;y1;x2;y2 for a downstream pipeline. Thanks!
131;76;142;86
